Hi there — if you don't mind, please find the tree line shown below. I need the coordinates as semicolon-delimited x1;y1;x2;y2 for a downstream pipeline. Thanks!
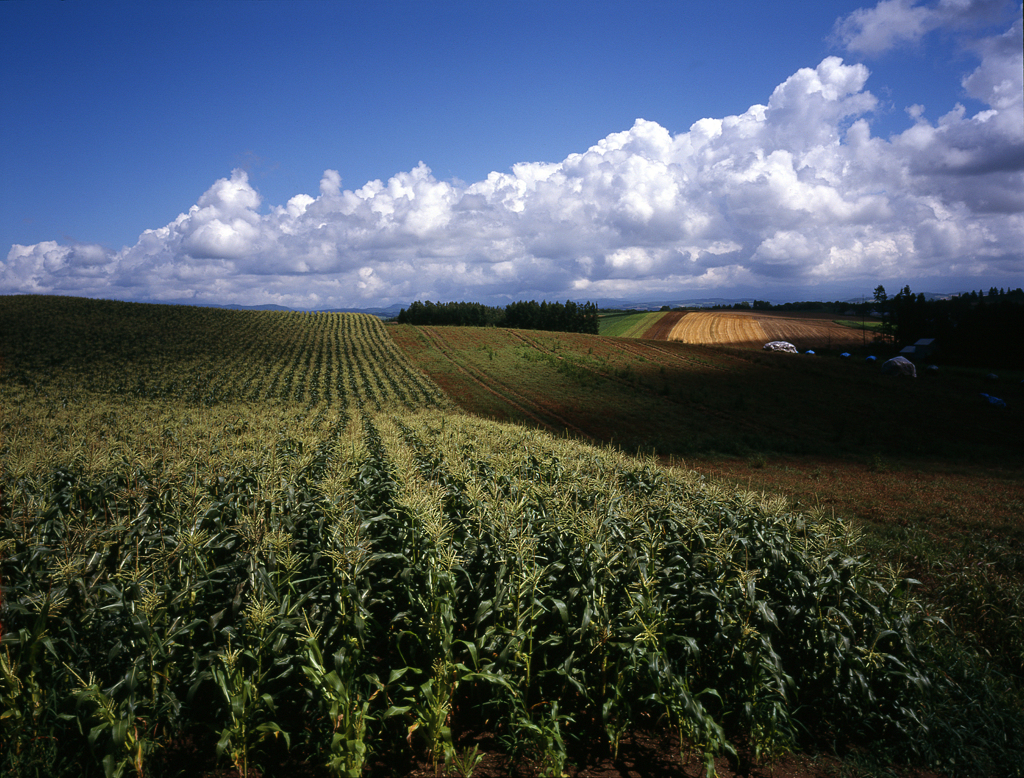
707;285;1024;368
876;285;1024;368
396;299;600;334
710;299;875;314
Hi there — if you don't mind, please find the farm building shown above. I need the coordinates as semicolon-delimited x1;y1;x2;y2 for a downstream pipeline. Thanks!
900;338;937;359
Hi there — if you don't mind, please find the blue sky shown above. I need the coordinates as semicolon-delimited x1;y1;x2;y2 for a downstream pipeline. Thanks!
2;0;1021;308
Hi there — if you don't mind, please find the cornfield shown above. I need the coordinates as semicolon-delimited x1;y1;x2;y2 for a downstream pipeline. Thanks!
0;296;1012;777
0;295;448;412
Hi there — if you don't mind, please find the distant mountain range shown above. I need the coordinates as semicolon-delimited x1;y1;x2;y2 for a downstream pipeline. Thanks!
175;293;957;316
591;292;955;310
185;301;407;317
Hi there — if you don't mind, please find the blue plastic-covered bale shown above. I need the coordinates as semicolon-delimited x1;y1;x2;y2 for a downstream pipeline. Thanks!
980;393;1007;408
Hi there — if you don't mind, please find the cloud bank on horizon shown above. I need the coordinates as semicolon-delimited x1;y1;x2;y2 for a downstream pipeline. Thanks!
4;2;1022;309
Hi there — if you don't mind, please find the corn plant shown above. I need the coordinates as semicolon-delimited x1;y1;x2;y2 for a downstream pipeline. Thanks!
209;642;288;777
300;628;382;777
71;667;156;778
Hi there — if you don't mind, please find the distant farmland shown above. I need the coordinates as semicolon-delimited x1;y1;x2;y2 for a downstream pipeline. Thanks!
601;309;871;351
389;322;1019;461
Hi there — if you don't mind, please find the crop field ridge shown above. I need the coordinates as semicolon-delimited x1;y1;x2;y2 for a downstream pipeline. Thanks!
2;296;1022;778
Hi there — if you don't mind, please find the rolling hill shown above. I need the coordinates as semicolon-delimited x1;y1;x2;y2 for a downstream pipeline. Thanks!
1;295;1022;778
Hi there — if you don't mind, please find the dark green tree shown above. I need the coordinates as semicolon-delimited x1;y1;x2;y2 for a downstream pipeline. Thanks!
873;286;894;345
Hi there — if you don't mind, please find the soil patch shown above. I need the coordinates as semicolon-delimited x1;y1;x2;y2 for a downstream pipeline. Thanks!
641;310;686;340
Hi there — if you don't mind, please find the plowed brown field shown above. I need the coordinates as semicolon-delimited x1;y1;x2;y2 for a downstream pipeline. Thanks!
663;310;868;350
639;310;685;339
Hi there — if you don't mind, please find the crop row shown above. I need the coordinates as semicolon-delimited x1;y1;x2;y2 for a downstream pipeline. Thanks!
2;398;953;776
0;297;448;413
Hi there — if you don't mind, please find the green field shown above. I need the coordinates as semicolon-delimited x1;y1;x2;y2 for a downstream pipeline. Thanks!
597;311;662;337
834;319;884;331
2;296;1022;778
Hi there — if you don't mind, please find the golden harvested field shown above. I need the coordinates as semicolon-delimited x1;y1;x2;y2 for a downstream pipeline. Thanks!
665;310;869;350
666;311;767;345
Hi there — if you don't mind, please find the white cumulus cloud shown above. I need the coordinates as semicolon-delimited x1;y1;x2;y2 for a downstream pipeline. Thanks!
4;17;1023;308
833;0;1013;55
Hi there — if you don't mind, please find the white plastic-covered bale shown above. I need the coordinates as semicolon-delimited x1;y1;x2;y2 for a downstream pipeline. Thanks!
881;356;917;378
763;341;798;353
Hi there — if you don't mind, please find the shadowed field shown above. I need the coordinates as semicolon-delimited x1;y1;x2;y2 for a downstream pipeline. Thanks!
391;322;1024;707
389;323;1022;462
